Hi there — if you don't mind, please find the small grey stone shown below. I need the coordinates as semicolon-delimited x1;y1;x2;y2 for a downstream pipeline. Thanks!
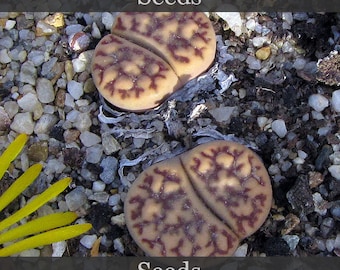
330;201;340;221
67;80;83;100
282;235;300;251
85;145;103;164
0;49;11;64
271;119;288;138
331;90;340;113
102;12;114;30
17;92;40;112
80;131;101;147
65;24;84;36
320;217;335;238
0;36;14;49
101;133;121;155
100;156;118;184
92;181;106;192
246;55;261;70
108;194;121;206
74;112;92;131
65;187;88;211
80;235;97;249
36;78;55;103
308;94;329;112
19;61;37;85
89;192;110;204
329;165;340;181
41;57;58;78
34;114;58;134
27;50;45;66
10;112;35;134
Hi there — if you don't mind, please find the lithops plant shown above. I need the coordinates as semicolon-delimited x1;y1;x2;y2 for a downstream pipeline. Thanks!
124;140;272;256
91;12;216;112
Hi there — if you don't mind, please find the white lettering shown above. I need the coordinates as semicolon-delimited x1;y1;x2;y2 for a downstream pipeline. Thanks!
138;262;150;270
178;261;189;270
165;0;176;5
137;0;151;5
137;0;201;5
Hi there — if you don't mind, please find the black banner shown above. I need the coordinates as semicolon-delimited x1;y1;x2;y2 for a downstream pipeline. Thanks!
0;0;339;12
1;257;340;270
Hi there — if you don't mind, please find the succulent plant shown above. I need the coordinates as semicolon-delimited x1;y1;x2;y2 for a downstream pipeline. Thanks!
124;140;272;256
0;134;92;256
92;12;216;112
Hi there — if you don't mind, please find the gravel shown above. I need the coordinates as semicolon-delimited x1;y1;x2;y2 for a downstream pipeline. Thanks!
0;11;340;257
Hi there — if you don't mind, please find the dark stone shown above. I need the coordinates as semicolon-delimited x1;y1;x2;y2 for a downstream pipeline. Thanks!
63;147;85;168
264;237;290;256
315;145;333;171
87;204;112;233
286;175;314;217
49;125;65;142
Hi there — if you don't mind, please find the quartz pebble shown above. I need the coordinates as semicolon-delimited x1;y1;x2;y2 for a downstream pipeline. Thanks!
36;78;55;103
99;156;118;184
271;119;288;138
67;80;83;100
79;131;101;147
308;94;329;112
80;235;97;249
328;165;340;180
65;187;88;211
10;112;35;134
331;90;340;112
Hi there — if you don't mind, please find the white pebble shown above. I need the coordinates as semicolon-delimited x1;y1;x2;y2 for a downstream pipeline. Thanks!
246;55;261;70
34;114;58;134
208;106;235;123
10;112;35;134
308;94;329;112
257;116;269;130
109;194;121;206
331;90;340;112
0;49;11;64
233;243;248;257
216;12;243;36
329;165;340;180
36;78;55;103
80;131;101;147
92;181;106;192
67;80;83;100
52;241;67;257
17;92;39;112
72;58;86;73
86;145;103;164
293;58;307;70
271;119;287;138
80;235;97;249
102;12;114;30
252;36;268;47
113;238;124;254
65;187;88;211
91;22;101;39
5;19;16;30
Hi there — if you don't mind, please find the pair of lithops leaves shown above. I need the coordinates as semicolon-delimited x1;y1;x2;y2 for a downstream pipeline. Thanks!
91;12;216;112
125;140;272;256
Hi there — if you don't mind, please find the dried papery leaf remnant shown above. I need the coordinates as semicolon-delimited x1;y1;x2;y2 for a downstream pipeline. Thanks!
316;50;340;86
124;140;272;256
92;12;216;112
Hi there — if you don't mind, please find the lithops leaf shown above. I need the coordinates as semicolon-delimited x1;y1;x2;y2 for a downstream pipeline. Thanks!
91;34;181;112
124;140;272;256
112;12;216;83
